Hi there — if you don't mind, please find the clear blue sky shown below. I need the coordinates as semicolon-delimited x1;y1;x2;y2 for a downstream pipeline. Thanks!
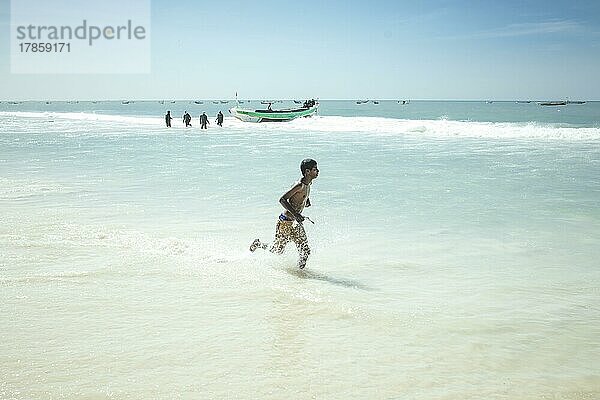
1;0;599;100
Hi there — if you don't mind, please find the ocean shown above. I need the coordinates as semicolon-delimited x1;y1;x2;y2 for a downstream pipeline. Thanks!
1;100;599;399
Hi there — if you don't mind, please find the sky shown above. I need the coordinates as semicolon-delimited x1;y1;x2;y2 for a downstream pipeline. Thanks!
1;0;600;100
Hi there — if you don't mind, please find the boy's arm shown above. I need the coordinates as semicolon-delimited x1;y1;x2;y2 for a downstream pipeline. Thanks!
279;183;304;222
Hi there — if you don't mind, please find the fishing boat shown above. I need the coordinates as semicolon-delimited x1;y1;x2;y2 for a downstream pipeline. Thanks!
229;103;318;123
540;101;566;106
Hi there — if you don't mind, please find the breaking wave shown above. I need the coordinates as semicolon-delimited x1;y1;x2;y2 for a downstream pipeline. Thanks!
1;111;600;140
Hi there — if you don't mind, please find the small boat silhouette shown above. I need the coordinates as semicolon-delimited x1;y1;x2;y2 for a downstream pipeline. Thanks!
540;101;566;106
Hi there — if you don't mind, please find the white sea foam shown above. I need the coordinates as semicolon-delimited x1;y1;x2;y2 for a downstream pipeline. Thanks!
0;111;160;126
244;115;600;140
2;111;599;140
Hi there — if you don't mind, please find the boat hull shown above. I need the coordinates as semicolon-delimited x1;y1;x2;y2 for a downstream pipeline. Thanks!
229;104;318;123
540;101;567;106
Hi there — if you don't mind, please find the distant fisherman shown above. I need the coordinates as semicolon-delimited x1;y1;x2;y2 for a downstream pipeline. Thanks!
183;111;192;127
200;112;209;129
165;111;173;127
216;111;224;127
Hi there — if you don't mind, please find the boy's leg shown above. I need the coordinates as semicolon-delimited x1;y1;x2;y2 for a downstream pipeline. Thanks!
292;223;310;269
269;221;291;254
250;221;291;253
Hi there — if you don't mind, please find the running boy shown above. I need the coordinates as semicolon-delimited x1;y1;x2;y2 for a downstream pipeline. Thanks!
250;158;319;269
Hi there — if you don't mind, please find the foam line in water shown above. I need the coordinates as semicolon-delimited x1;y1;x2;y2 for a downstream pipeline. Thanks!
0;111;160;126
2;111;600;140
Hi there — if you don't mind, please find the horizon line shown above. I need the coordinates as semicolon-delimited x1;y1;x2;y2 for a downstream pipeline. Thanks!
1;98;596;102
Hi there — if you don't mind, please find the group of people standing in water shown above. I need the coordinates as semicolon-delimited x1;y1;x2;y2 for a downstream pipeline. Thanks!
302;99;316;108
165;110;224;128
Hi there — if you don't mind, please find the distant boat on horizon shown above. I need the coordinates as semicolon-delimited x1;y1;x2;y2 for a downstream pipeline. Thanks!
194;101;203;104
540;101;567;106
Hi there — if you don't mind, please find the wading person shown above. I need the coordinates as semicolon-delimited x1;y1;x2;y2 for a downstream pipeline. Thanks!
165;111;173;127
183;111;192;127
200;112;209;129
250;158;319;269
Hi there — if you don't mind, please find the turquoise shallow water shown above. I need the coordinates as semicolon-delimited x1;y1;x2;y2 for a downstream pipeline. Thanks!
1;102;599;399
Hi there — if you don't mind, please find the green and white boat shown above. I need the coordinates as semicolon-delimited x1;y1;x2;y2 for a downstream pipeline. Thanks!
229;103;318;123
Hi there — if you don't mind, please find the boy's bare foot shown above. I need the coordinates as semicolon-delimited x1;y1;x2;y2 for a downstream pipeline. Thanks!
250;239;261;252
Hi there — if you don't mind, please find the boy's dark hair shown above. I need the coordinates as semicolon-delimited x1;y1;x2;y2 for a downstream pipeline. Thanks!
300;158;317;174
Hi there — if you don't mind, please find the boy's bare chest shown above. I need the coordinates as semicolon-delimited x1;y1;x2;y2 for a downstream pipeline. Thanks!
289;188;308;206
